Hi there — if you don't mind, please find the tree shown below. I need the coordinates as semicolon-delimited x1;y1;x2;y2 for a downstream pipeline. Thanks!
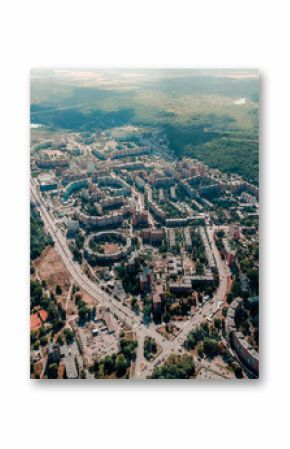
39;326;47;337
115;354;127;377
30;330;38;345
163;312;171;324
75;232;85;250
78;306;90;321
40;336;48;347
55;284;63;295
143;304;152;323
64;328;74;344
248;268;259;293
30;207;53;259
184;331;197;350
150;354;195;379
197;344;204;358
222;306;228;317
33;341;40;350
131;296;139;314
57;335;64;346
203;338;219;358
214;318;222;329
234;365;243;379
30;279;44;309
47;303;60;323
196;262;204;275
144;337;157;360
104;355;115;375
47;363;58;379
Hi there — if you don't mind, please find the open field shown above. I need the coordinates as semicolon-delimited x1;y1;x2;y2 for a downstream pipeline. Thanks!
34;246;71;292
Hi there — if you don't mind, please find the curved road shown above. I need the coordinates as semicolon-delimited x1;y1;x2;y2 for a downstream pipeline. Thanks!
31;180;231;379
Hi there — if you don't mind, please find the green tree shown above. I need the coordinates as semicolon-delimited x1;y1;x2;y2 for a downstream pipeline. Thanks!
55;284;63;295
104;355;115;375
214;318;222;329
150;354;195;379
47;363;58;379
57;335;64;346
115;354;127;377
40;336;48;347
234;365;243;379
203;338;219;358
30;330;38;345
143;304;152;323
32;341;40;350
64;328;74;344
196;262;204;275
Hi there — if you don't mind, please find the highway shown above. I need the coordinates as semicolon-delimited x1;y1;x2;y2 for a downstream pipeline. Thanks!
31;180;231;379
31;181;137;328
31;180;174;355
134;224;231;379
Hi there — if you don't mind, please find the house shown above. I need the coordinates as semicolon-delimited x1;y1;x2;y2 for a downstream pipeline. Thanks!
30;313;41;331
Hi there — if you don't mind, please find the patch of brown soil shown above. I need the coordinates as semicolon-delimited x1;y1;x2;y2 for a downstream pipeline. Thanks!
35;247;71;293
104;242;120;254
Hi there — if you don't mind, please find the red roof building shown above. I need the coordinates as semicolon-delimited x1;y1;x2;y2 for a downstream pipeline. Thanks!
39;309;48;322
30;313;41;331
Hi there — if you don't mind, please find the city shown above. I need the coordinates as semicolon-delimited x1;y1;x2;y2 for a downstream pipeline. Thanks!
30;120;259;379
3;2;287;448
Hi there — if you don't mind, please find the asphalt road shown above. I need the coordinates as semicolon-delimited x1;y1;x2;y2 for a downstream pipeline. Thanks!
31;180;231;379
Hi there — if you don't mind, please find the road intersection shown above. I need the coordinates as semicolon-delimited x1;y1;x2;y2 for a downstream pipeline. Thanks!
31;179;231;379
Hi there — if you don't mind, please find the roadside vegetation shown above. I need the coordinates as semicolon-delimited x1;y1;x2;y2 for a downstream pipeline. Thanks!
93;337;138;379
30;206;53;259
150;354;195;379
144;337;158;361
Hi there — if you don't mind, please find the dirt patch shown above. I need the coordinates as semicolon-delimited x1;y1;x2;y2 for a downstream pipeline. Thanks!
39;149;64;157
130;361;136;378
227;275;233;292
104;242;120;254
183;256;196;274
35;247;71;292
125;331;136;342
157;324;180;341
33;360;44;378
78;289;97;307
195;356;235;380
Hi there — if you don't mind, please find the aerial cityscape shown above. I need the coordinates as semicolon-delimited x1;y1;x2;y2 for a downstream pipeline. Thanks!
30;69;259;380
